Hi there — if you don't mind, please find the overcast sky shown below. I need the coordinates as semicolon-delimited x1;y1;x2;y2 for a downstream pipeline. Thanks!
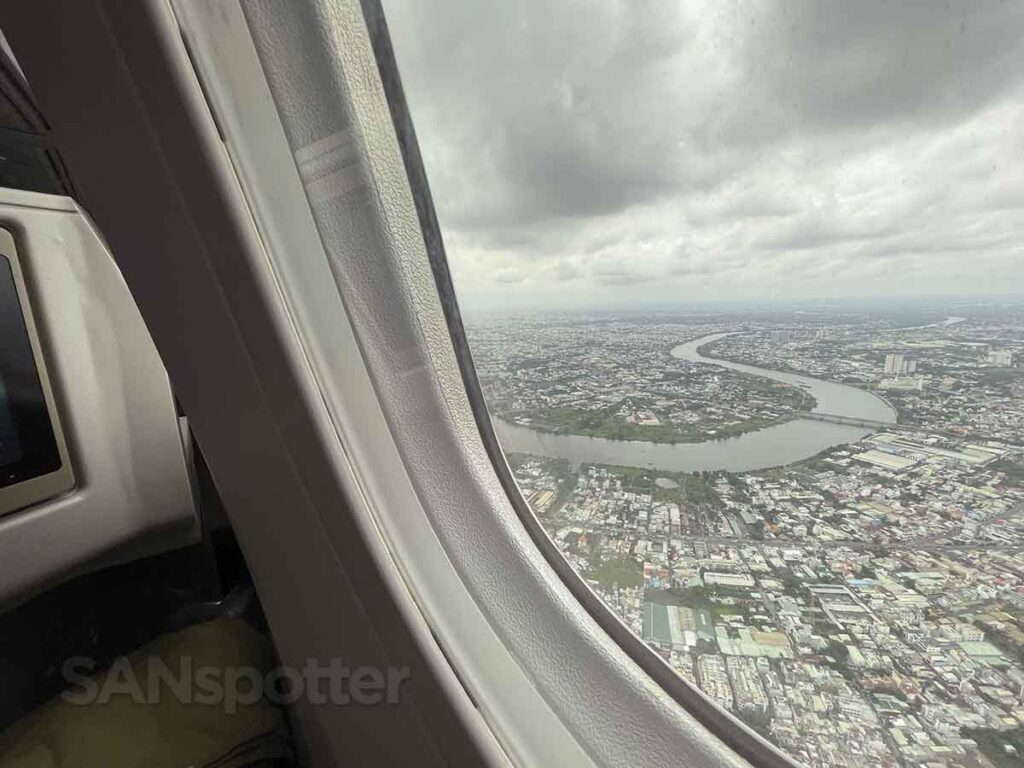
382;0;1024;312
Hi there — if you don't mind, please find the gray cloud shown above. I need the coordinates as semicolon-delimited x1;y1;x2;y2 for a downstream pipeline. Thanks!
382;0;1024;310
743;1;1024;130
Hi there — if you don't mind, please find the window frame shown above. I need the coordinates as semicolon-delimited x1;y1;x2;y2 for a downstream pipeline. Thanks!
358;4;804;767
359;4;804;767
183;0;800;764
10;0;801;764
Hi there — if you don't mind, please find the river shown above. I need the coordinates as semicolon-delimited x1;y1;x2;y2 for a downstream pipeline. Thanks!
492;333;896;473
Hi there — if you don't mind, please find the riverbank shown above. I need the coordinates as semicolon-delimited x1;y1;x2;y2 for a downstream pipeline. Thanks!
491;333;895;474
698;336;890;400
493;335;818;446
673;334;896;423
500;408;806;446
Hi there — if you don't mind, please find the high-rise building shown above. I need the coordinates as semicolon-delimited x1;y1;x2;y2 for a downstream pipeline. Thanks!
884;354;917;375
988;349;1015;367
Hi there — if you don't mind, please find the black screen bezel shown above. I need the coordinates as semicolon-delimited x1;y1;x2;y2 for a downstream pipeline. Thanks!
0;252;63;489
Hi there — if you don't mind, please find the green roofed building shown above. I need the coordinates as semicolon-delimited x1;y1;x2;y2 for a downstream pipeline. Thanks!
643;603;702;650
958;640;1009;666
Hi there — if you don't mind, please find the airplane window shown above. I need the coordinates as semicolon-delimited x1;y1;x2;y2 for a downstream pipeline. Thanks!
0;31;71;196
382;1;1024;766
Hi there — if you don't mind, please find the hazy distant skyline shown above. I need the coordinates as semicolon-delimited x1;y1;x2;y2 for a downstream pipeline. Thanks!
383;1;1024;312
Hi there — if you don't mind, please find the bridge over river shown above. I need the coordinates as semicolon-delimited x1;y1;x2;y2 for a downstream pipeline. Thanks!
493;333;899;474
801;412;915;431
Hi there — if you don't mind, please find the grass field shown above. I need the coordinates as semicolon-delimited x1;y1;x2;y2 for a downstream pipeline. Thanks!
587;556;643;589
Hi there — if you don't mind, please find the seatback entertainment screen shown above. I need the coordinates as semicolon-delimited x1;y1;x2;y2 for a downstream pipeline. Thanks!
0;253;62;488
0;228;74;518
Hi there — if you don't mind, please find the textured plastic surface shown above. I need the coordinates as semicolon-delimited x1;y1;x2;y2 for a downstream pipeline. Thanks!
230;1;757;766
4;0;759;764
0;191;198;608
4;2;503;765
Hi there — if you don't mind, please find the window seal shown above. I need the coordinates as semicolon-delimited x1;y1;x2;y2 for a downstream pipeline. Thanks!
357;2;800;767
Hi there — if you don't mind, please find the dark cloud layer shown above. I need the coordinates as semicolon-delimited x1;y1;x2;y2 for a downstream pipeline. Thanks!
383;0;1024;310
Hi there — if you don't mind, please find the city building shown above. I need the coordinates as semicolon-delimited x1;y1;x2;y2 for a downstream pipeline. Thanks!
884;354;917;375
988;349;1015;367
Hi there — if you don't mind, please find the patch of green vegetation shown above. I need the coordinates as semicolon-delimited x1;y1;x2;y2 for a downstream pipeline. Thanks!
826;638;850;662
706;416;793;441
962;727;1024;767
506;359;818;446
646;585;713;609
587;556;643;589
506;452;579;516
505;452;570;476
577;464;727;516
734;370;817;412
525;404;707;444
993;458;1024;489
792;446;843;475
647;587;757;623
780;572;809;597
582;462;659;493
551;474;578;514
652;483;681;504
721;472;746;489
682;474;719;505
979;368;1024;388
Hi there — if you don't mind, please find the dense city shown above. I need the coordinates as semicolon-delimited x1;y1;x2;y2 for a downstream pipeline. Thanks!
471;320;814;444
473;304;1024;768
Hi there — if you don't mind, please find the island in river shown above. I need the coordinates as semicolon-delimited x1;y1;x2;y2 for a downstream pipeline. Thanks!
494;334;818;445
492;333;896;474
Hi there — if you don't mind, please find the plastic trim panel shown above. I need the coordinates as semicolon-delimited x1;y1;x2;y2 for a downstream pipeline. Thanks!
0;191;198;608
234;0;777;766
